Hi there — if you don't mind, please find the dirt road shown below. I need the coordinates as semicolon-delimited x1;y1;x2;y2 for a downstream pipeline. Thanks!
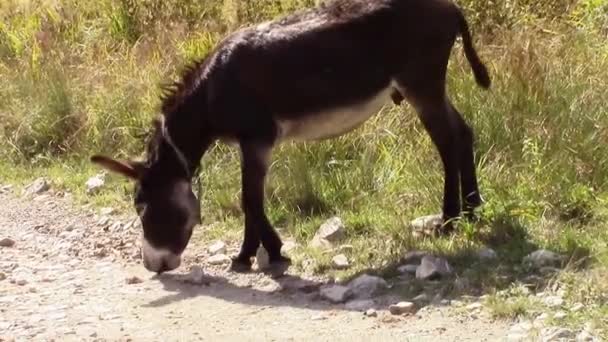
0;187;511;341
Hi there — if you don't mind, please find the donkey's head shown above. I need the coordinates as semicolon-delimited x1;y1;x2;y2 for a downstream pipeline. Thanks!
90;120;201;274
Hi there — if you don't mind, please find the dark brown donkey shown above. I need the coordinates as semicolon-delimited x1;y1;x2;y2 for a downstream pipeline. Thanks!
91;0;491;275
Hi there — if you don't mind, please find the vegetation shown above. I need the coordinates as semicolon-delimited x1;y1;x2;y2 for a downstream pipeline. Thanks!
1;0;607;334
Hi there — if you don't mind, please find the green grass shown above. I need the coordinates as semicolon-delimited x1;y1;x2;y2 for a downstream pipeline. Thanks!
1;0;608;336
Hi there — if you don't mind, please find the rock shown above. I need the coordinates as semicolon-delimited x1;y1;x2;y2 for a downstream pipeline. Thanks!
310;237;333;249
364;309;378;317
397;264;418;274
508;321;533;341
345;299;375;311
454;277;471;293
208;254;231;265
466;302;483;311
412;293;430;304
541;327;574;341
23;177;50;196
100;207;115;216
0;238;15;247
255;246;270;269
348;274;388;299
185;266;211;285
281;241;299;254
332;254;350;269
320;285;352;303
523;249;563;268
540;266;560;276
125;276;143;285
315;216;345;242
570;303;585;312
389;301;416;315
402;250;428;264
576;330;596;341
208;241;226;255
416;255;453;280
477;248;498;261
553;311;566;320
85;174;105;194
0;272;6;281
410;214;443;231
543;295;564;308
16;279;27;286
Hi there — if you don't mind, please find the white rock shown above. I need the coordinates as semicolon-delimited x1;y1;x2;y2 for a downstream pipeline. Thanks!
23;177;50;196
412;293;430;303
570;303;585;312
186;266;210;285
466;302;483;311
416;255;453;280
255;246;270;269
315;216;345;242
310;237;333;249
332;254;349;269
345;299;375;311
543;295;564;308
85;174;105;194
576;330;596;341
0;238;15;247
524;249;563;268
389;301;416;315
397;264;418;274
208;241;226;255
320;285;352;303
410;214;443;231
348;274;388;299
554;311;567;319
207;254;230;265
364;308;378;317
100;207;115;216
281;241;299;254
541;327;574;341
477;248;498;260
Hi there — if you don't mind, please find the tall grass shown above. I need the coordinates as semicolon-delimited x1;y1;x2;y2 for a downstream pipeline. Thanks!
1;0;607;328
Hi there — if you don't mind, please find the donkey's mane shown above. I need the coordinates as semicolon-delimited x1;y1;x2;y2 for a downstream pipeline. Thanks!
159;57;208;118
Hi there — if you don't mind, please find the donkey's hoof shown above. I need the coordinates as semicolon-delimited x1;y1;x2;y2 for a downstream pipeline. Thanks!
262;256;292;279
229;257;253;273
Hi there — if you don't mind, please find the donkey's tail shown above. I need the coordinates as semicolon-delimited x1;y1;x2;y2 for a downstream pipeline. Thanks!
457;10;491;89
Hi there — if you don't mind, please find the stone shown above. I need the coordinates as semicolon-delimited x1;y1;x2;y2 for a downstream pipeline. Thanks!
541;327;574;341
100;207;115;216
410;214;443;231
0;238;15;247
315;216;345;242
208;254;231;265
454;277;471;293
466;302;483;311
255;246;270;269
554;311;567;319
364;309;378;317
576;330;596;342
208;241;226;255
0;272;6;281
125;276;143;285
416;255;453;280
345;299;375;311
570;303;585;312
23;177;50;196
508;321;533;341
477;248;498;261
86;174;105;194
281;241;299;254
348;274;388;299
320;285;352;303
523;249;564;268
412;293;430;304
16;279;27;286
186;266;211;285
540;266;560;276
397;264;418;274
310;237;333;249
402;250;429;264
332;254;349;269
543;295;564;308
389;301;416;315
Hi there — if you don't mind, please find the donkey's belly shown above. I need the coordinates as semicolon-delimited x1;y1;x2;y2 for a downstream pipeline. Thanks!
277;82;397;142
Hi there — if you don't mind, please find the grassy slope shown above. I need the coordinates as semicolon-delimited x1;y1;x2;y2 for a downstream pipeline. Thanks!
1;0;607;333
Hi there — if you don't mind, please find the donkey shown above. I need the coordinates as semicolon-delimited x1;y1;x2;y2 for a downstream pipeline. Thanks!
90;0;491;275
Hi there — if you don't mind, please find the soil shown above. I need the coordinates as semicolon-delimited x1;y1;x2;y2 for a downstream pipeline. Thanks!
0;188;511;341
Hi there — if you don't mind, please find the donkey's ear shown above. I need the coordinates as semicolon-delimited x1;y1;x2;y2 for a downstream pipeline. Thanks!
90;155;144;180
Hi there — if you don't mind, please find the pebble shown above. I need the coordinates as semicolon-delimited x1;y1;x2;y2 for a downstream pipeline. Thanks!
477;248;498;260
553;311;567;320
389;301;416;315
412;293;430;304
320;285;352;303
332;254;350;269
255;246;270;269
208;241;226;255
543;295;564;308
0;272;6;281
570;303;585;312
344;299;375;311
416;255;453;280
315;216;345;242
523;249;563;268
208;254;231;265
397;264;418;274
16;279;28;286
125;276;143;285
86;174;106;194
186;266;211;285
576;330;596;341
0;237;15;247
364;309;378;317
348;274;388;299
410;214;443;231
466;302;483;311
23;177;50;196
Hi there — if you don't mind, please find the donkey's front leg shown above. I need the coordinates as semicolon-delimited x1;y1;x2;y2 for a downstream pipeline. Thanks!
231;140;290;276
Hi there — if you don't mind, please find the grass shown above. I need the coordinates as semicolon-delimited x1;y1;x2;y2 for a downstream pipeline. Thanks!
1;0;607;336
